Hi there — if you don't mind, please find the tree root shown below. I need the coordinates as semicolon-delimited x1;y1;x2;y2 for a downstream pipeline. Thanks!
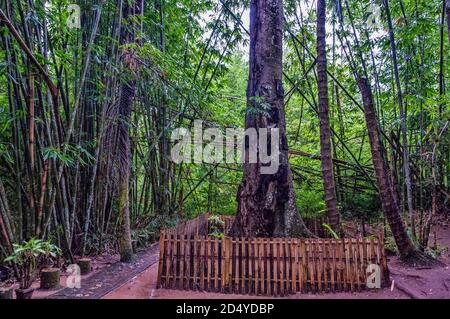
395;281;421;299
400;250;446;268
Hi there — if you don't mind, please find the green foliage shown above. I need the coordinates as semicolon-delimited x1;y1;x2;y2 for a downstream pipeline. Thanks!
246;96;272;117
322;223;340;239
341;193;381;222
208;215;225;239
296;188;325;218
42;144;94;167
425;245;448;259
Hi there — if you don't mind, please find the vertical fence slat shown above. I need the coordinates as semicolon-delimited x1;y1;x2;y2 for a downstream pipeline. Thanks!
207;237;211;291
193;236;198;290
280;238;285;296
186;236;191;290
310;240;316;293
291;238;297;293
165;234;172;288
200;237;205;291
254;238;258;295
157;230;165;288
214;238;219;291
266;238;271;296
300;240;306;293
226;237;232;292
234;238;239;294
330;239;336;292
258;238;265;295
273;238;278;296
180;235;185;289
285;239;291;294
242;237;247;294
322;240;327;292
249;238;253;294
220;238;224;292
317;240;323;292
347;239;354;291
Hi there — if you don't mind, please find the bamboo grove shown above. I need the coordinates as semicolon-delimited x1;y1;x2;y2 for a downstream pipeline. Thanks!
0;0;449;264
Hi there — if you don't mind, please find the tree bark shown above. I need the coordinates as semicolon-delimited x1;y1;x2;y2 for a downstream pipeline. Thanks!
446;0;450;44
382;0;415;237
317;0;340;232
231;0;311;238
357;77;438;266
116;0;140;262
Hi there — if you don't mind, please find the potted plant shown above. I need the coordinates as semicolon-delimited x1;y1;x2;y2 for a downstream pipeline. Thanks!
4;238;59;299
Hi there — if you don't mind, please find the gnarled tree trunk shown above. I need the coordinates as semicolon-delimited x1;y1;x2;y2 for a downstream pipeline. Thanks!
231;0;311;238
317;0;340;232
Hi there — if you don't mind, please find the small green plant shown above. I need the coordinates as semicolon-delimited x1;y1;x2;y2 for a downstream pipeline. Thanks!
40;240;62;267
208;215;225;239
4;239;61;289
322;223;340;239
246;95;272;117
425;244;448;259
296;189;325;218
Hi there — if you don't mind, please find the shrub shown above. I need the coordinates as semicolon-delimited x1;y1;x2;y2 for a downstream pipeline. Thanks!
4;239;61;289
208;215;225;239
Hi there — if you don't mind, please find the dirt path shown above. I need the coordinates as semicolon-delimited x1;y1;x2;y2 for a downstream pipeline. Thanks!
47;243;159;299
386;219;450;299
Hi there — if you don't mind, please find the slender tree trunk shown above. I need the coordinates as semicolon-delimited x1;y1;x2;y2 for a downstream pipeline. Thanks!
383;0;415;236
116;0;140;262
446;0;450;44
27;70;35;170
358;77;438;265
231;0;311;238
317;0;340;231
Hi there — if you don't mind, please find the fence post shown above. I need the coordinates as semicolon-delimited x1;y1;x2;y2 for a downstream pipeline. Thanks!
379;230;390;287
157;230;166;288
221;236;232;292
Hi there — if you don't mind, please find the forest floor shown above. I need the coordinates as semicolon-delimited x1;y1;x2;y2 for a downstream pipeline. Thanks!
37;218;449;299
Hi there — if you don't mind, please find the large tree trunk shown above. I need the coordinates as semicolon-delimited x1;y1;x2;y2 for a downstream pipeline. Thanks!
316;0;340;231
231;0;311;238
357;77;438;266
116;0;140;262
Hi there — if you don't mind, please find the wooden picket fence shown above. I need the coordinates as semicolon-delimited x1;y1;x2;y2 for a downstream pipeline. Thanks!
157;214;388;295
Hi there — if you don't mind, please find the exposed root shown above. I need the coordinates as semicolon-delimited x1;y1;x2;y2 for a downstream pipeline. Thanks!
400;250;446;268
395;281;421;299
